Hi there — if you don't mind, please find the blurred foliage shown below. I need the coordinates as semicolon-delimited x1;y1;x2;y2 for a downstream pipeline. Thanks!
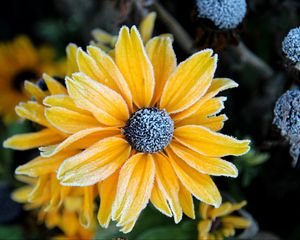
0;225;23;240
94;206;197;240
235;147;270;187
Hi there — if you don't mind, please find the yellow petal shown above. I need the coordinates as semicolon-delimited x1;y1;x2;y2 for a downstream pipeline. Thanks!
197;115;228;131
221;216;251;229
146;36;177;104
47;175;63;210
60;211;79;236
24;80;47;103
120;218;138;234
98;170;119;228
15;151;77;177
230;200;247;212
63;195;81;212
150;180;172;217
77;47;104;83
57;137;131;186
139;12;157;43
43;94;90;115
153;153;182;223
160;49;217;113
40;127;119;157
67;73;129;126
207;78;238;96
209;202;232;219
45;106;100;134
43;73;67;95
66;43;79;76
112;153;155;226
222;226;235;237
196;97;226;117
45;210;61;229
172;78;237;121
178;182;195;219
215;201;247;218
16;101;49;127
87;46;133;110
115;26;155;107
3;128;63;150
80;186;95;228
198;219;212;235
170;141;238;177
11;186;33;203
29;175;50;204
91;29;117;47
199;203;211;219
166;148;221;207
174;125;250;157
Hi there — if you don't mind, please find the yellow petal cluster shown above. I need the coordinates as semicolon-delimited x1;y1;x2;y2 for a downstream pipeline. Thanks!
198;201;252;240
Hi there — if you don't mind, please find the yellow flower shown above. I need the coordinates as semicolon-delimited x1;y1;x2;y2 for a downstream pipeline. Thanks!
30;26;249;233
12;176;95;240
0;36;65;123
198;201;252;240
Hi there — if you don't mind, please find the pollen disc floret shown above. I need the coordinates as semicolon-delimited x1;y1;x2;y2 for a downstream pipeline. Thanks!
123;108;174;153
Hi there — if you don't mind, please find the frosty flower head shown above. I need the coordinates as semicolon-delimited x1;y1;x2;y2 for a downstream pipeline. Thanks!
282;27;300;63
196;0;247;29
198;200;251;240
123;108;174;153
5;26;250;233
273;90;300;166
273;90;300;138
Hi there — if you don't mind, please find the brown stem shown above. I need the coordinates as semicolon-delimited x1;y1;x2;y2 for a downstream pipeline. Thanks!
153;1;194;54
230;42;274;79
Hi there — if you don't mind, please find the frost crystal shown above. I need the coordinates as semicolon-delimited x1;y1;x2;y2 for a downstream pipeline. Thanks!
196;0;247;29
282;27;300;63
273;90;300;166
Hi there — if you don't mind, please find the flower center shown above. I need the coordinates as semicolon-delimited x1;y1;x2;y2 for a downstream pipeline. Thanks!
123;108;174;153
12;69;37;91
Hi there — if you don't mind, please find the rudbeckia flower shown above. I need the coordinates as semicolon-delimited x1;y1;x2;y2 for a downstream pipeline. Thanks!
36;26;250;232
198;201;251;240
0;36;65;123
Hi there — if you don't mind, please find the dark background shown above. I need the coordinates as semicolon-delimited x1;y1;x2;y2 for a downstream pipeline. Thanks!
1;0;300;239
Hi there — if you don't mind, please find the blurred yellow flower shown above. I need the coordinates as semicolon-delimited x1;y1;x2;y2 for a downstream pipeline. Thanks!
0;36;65;123
198;201;251;240
12;175;95;240
91;12;157;52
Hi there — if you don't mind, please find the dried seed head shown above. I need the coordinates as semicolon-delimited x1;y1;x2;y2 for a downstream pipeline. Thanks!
274;90;300;166
196;0;247;29
282;27;300;63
